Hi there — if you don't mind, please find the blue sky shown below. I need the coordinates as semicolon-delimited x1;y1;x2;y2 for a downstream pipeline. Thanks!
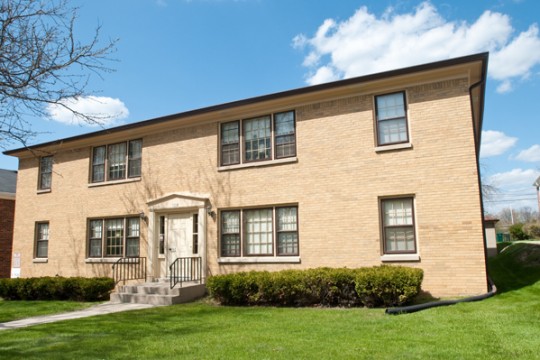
1;0;539;214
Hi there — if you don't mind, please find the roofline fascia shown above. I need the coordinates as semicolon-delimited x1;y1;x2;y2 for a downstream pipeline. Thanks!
4;52;489;157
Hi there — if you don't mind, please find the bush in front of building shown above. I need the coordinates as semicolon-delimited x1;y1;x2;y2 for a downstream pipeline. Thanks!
207;266;423;308
0;277;115;301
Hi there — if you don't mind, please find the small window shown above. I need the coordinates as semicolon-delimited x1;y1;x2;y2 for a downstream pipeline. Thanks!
220;110;296;167
276;207;299;255
381;198;416;254
91;139;142;183
375;92;409;146
35;222;49;258
38;156;53;190
221;211;241;257
159;216;165;255
192;214;199;254
88;217;140;258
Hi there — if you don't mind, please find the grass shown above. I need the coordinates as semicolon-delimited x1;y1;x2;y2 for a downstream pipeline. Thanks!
0;243;539;359
0;301;94;323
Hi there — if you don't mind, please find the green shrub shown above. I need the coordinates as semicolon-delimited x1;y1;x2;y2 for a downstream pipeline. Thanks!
524;223;540;239
207;266;422;308
0;277;115;301
354;265;423;307
509;223;529;241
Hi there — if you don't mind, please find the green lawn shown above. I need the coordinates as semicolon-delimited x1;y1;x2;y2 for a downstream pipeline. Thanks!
0;243;539;359
0;301;93;323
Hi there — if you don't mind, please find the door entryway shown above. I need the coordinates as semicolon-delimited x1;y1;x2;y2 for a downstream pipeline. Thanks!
164;213;194;278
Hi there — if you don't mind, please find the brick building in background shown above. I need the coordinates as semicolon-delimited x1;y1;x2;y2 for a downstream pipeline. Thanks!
0;169;17;278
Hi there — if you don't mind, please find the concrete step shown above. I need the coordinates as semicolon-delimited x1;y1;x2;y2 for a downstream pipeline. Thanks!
111;282;206;306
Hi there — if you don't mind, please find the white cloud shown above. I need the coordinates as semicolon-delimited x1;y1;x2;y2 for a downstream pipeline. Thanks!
516;144;540;162
46;96;129;127
294;1;540;90
480;130;518;158
488;168;540;188
484;168;540;214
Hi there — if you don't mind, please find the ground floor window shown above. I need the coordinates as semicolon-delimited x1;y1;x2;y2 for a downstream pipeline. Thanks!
35;222;49;258
220;205;298;257
381;197;416;254
88;217;140;258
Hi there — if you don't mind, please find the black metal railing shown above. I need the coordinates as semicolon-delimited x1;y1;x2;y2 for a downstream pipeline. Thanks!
112;257;147;285
170;257;202;289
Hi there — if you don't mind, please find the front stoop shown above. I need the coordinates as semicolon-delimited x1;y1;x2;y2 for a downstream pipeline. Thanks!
110;281;206;306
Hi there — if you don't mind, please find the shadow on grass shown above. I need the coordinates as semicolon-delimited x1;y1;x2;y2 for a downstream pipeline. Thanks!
488;242;540;294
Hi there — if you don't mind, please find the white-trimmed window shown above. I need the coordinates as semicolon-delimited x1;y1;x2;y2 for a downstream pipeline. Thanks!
35;222;49;258
375;92;409;146
220;206;299;257
219;110;296;166
87;217;140;258
381;197;416;254
91;139;142;183
38;156;53;190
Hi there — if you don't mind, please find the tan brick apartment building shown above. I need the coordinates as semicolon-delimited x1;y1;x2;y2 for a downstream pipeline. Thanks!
5;53;489;297
0;169;17;278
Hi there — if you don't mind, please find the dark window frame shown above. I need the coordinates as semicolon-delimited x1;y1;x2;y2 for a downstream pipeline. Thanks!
380;197;417;255
38;156;53;190
87;217;140;258
192;213;199;254
375;91;410;146
219;206;299;257
219;110;296;167
35;221;49;258
90;139;142;183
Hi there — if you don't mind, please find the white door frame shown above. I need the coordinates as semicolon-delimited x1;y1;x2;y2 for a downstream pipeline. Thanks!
146;192;210;282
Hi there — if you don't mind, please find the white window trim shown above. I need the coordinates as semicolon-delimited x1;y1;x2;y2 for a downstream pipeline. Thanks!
85;257;121;264
375;143;413;153
88;176;141;188
32;258;48;263
218;157;297;172
380;254;420;262
218;256;301;264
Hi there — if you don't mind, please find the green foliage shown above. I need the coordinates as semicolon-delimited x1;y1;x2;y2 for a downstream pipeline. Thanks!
207;266;422;307
524;223;540;239
354;265;423;307
0;277;115;301
509;223;529;240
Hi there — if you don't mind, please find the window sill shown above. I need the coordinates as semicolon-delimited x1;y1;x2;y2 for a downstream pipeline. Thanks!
33;258;48;263
218;157;297;172
380;254;420;262
218;256;301;264
375;143;413;153
37;189;51;194
88;177;141;188
85;258;121;264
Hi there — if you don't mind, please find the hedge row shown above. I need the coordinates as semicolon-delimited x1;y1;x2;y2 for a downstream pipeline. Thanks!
207;265;423;308
0;277;115;301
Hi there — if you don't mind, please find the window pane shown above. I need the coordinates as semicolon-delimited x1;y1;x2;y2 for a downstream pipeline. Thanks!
275;111;296;159
39;157;52;190
36;241;48;258
244;209;273;255
128;140;142;177
108;143;127;180
36;223;49;258
221;122;240;166
106;219;124;256
382;198;416;253
221;211;240;257
126;237;139;257
89;220;103;257
376;93;408;145
278;233;298;255
384;199;413;226
127;218;140;237
222;234;240;257
244;116;271;162
222;211;240;234
89;239;102;257
385;227;415;252
92;146;106;182
277;207;298;255
277;207;297;231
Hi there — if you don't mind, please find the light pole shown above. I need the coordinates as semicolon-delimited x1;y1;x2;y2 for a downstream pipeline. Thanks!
534;176;540;220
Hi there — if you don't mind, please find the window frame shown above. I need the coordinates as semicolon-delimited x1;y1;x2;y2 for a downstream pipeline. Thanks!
380;197;417;255
87;217;141;258
34;222;49;258
38;156;53;190
219;205;299;258
90;139;142;183
219;110;296;167
375;91;410;147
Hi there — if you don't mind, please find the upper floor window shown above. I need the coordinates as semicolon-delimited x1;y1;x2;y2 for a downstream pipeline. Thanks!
375;92;409;146
91;139;142;183
38;156;53;190
88;217;140;258
219;110;296;167
220;205;299;257
35;222;49;258
381;197;416;254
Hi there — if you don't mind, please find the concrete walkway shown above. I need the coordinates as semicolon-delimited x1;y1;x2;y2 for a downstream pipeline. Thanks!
0;302;160;331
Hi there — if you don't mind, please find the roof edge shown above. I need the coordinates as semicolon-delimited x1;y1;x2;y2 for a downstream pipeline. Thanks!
4;52;489;156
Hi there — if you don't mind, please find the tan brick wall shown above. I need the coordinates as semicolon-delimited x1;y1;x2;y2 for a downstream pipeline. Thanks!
11;77;487;297
0;198;15;278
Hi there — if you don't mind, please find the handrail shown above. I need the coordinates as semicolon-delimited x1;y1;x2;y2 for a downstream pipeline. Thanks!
169;256;202;289
112;257;147;285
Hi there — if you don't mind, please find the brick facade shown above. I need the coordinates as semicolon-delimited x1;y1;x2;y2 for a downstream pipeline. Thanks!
6;54;489;297
0;198;15;278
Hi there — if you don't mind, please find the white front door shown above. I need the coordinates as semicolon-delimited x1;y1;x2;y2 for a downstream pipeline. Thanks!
166;213;193;277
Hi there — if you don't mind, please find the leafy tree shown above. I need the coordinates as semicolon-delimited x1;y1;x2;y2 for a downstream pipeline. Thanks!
509;223;529;241
0;0;116;148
